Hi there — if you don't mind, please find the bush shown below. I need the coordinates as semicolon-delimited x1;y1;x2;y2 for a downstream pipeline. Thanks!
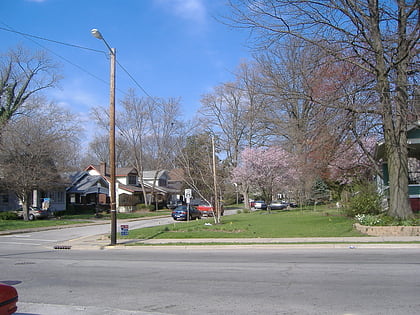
344;183;383;217
135;204;155;212
0;211;19;220
62;204;97;215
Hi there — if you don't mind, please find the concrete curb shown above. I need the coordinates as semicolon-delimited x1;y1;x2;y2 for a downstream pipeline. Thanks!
59;235;420;250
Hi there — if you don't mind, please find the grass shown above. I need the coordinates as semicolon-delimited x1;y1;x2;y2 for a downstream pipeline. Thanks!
0;218;92;231
121;207;364;240
0;209;171;231
58;209;170;220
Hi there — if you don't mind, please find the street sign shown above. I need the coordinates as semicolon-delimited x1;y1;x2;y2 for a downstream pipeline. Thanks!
185;188;192;204
120;224;129;236
184;189;192;198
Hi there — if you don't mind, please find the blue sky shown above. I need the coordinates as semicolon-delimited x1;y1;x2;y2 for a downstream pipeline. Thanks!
1;0;251;143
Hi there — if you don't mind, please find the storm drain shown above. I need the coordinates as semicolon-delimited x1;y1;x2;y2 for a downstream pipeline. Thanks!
53;245;72;249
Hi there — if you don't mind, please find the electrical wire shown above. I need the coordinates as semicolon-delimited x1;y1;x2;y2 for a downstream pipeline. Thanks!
0;22;158;100
0;25;104;53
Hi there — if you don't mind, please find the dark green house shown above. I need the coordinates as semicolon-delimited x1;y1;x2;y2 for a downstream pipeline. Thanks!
375;124;420;212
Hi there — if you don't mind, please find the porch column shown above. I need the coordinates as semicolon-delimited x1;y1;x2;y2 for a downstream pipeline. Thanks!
32;190;39;207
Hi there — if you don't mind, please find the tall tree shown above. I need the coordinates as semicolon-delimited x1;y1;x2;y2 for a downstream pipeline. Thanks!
92;89;184;205
0;103;80;220
0;46;60;130
174;132;225;222
199;62;269;168
227;0;419;218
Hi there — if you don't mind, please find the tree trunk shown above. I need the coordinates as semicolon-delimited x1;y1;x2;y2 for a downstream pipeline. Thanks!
386;137;412;219
18;191;31;221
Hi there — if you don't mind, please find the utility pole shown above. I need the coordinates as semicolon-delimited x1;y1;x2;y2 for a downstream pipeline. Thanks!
212;136;219;223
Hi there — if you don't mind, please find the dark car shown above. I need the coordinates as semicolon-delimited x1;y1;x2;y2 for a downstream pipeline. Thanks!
15;206;49;220
0;283;18;314
171;205;202;221
268;200;288;210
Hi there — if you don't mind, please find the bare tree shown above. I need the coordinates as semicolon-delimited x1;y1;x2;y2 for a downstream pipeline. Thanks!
98;90;183;205
199;62;269;168
0;46;60;130
227;0;419;219
0;103;80;220
86;133;132;168
174;132;225;223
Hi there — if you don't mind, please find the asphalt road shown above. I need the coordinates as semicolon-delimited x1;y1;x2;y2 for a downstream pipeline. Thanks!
0;247;419;315
1;213;419;314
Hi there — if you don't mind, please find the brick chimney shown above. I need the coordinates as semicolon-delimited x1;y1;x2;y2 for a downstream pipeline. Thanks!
99;162;107;175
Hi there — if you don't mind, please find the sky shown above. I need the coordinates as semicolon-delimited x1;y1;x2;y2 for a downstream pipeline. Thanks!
0;0;252;145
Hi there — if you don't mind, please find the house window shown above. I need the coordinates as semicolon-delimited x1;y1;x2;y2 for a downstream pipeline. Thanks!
158;178;167;187
128;175;137;185
55;191;65;203
1;194;9;204
408;158;420;184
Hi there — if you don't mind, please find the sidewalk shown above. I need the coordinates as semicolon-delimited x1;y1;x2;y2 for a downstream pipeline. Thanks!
60;234;420;250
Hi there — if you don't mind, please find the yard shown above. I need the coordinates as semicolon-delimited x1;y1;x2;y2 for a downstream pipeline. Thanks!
0;209;171;232
121;206;364;241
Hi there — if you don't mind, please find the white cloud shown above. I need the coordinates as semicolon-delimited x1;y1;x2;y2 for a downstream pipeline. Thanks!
154;0;207;24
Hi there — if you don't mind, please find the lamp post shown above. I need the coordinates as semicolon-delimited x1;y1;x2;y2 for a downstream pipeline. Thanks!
91;28;117;245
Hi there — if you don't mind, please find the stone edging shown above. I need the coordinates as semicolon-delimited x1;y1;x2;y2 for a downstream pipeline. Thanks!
354;223;420;236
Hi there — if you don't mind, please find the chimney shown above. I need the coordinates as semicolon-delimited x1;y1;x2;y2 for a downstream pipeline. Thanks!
100;162;107;175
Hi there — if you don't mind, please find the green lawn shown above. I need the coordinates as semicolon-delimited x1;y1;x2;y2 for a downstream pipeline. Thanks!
58;210;170;220
0;219;92;231
0;210;171;231
122;208;364;240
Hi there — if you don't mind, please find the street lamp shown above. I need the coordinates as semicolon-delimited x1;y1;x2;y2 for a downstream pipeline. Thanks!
91;28;117;245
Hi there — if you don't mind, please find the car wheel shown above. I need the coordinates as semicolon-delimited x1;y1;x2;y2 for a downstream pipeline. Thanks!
28;214;35;221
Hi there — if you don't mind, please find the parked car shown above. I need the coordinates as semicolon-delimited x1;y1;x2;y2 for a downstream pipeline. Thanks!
0;283;18;314
196;203;214;217
288;202;298;208
171;205;202;221
254;200;267;210
15;206;49;220
268;200;288;210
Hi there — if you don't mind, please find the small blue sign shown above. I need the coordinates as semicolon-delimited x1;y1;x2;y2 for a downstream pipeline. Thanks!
120;224;129;236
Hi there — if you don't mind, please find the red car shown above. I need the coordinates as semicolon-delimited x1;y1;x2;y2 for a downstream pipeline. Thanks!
0;283;18;314
196;204;214;217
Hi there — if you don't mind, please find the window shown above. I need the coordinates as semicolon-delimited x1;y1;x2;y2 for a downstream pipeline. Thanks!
128;175;137;185
1;194;9;204
55;191;65;203
159;178;167;187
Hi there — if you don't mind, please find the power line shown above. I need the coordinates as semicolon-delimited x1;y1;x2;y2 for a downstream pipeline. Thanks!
0;22;159;101
0;25;104;53
0;22;110;87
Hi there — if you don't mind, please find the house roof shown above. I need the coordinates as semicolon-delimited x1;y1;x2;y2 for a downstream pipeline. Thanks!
84;164;137;177
375;123;420;160
168;168;185;181
66;171;109;195
143;170;167;180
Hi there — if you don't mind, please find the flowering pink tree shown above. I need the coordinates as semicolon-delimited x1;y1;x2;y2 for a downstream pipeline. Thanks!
327;137;377;185
232;146;295;205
